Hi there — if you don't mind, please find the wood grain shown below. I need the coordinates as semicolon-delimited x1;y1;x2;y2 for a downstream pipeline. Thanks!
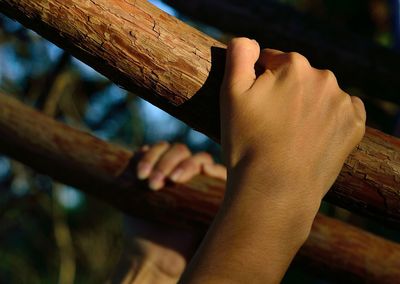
1;94;400;283
1;0;399;224
164;0;400;104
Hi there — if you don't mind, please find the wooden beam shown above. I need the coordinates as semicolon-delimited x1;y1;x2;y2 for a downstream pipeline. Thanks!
300;214;400;283
0;94;400;283
0;0;226;141
0;0;399;223
164;0;400;104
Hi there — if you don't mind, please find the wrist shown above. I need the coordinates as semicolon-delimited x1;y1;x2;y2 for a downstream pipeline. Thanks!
225;167;322;215
223;160;322;244
224;182;319;243
196;182;319;283
181;173;321;284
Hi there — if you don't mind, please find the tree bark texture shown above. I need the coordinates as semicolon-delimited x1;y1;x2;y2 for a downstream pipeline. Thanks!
0;1;400;221
164;0;400;105
0;0;226;141
1;94;400;283
300;214;400;283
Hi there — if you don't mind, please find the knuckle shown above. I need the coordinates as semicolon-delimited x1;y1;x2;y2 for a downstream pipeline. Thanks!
320;69;337;84
350;118;366;143
230;37;256;48
335;90;351;105
351;96;366;110
351;98;366;125
181;160;198;171
332;93;352;119
286;52;309;67
197;152;213;163
173;143;190;155
338;96;366;138
341;93;353;109
354;118;366;132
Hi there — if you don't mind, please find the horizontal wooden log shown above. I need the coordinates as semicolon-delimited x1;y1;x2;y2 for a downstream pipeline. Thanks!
164;0;400;104
300;214;400;283
0;0;400;223
1;94;400;283
0;0;225;140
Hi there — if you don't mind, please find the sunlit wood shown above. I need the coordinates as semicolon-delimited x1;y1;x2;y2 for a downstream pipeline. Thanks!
1;94;400;283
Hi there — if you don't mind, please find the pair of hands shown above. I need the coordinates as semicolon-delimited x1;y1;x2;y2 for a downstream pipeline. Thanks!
180;38;366;283
131;38;366;284
139;38;365;207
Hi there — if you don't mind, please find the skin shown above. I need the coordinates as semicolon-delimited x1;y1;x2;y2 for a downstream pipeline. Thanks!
136;142;226;190
114;143;226;284
180;38;366;283
117;37;366;284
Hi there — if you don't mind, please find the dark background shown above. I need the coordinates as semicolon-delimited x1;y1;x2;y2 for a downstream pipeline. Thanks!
0;0;399;283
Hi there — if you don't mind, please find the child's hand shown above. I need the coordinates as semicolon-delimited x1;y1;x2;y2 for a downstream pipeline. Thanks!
180;38;366;284
115;144;226;283
220;38;366;205
136;142;226;190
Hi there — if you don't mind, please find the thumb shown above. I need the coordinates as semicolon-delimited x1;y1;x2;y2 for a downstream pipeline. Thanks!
222;37;260;94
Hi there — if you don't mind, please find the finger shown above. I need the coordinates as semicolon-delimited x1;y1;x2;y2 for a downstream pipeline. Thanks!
256;48;284;70
222;37;260;94
149;144;191;190
170;152;214;183
350;96;367;124
202;163;227;181
253;50;310;90
251;49;287;90
137;141;170;180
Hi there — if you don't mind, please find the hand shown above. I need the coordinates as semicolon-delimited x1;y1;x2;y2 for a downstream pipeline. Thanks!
180;38;366;283
220;38;366;205
113;143;226;283
136;141;226;190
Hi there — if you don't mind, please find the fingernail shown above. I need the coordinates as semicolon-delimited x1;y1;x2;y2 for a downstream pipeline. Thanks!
137;162;151;180
170;168;183;182
149;171;164;191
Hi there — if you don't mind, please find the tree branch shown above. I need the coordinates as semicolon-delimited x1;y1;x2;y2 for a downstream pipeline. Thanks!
1;0;399;224
164;0;400;104
0;94;399;282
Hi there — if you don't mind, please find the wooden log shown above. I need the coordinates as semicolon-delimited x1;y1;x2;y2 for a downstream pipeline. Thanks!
0;0;399;223
0;0;225;140
299;214;400;283
1;94;400;283
164;0;400;104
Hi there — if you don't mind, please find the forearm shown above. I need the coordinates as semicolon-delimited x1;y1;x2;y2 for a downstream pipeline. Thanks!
181;36;365;283
181;170;321;283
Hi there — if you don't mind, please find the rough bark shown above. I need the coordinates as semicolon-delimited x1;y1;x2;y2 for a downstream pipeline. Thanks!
0;0;226;141
1;0;400;224
299;214;400;283
1;94;400;283
164;0;400;104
